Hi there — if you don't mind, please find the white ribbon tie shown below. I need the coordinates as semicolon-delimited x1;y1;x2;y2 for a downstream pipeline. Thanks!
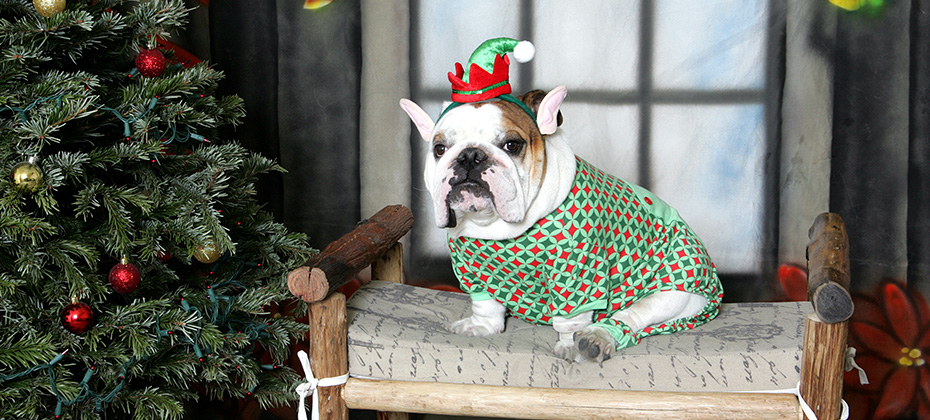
295;350;350;420
845;346;870;385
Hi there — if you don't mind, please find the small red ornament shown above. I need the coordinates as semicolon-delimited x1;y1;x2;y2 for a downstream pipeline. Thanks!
109;257;141;293
135;49;166;77
61;300;95;334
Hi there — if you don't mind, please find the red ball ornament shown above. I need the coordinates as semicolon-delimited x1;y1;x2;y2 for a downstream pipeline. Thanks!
109;258;141;293
61;301;95;334
135;49;166;77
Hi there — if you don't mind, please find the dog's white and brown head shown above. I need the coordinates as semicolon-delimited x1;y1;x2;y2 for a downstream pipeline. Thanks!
401;86;576;240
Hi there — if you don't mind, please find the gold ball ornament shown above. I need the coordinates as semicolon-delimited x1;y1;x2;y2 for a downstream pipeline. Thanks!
10;158;44;193
34;0;66;17
194;241;222;264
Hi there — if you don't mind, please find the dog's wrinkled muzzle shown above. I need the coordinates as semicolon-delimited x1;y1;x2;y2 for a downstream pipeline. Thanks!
431;147;526;229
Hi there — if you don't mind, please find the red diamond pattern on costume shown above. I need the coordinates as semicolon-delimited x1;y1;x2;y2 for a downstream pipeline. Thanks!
449;157;722;348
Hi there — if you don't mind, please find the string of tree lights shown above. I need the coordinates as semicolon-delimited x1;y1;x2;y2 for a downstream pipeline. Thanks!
0;0;315;418
0;255;284;417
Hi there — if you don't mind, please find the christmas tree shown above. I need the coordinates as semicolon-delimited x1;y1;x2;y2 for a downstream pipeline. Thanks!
0;1;316;418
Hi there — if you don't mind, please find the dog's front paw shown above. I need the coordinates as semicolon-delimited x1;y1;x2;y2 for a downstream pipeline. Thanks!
572;326;617;362
450;316;503;336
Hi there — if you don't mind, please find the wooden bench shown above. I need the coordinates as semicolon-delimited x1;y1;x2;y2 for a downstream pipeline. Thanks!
287;206;851;420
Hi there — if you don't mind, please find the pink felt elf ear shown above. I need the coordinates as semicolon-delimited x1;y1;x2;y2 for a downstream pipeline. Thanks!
537;86;567;135
400;99;435;142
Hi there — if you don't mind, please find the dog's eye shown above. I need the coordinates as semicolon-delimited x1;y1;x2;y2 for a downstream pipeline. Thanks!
502;140;525;155
433;143;447;158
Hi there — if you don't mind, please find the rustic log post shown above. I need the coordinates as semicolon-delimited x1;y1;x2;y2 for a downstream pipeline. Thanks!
800;315;849;420
800;212;851;420
806;212;853;323
307;292;349;420
288;205;414;302
372;242;404;284
286;206;414;419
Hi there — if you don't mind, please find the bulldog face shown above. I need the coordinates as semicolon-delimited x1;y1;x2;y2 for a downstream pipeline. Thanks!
401;87;567;230
428;101;545;228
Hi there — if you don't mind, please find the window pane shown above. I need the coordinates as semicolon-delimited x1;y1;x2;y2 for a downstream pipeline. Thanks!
534;1;639;90
559;103;640;184
417;1;524;91
650;105;765;273
653;0;767;90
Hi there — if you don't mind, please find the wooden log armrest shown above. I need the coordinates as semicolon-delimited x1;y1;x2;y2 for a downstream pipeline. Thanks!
806;212;853;323
800;212;851;420
287;204;414;302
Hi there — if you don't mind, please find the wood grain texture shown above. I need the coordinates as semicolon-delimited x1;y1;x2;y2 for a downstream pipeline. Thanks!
800;314;848;420
806;212;853;323
287;205;413;302
372;242;404;284
308;293;349;420
343;378;800;420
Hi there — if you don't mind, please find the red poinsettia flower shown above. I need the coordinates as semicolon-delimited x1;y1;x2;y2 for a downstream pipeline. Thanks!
776;263;808;302
845;280;930;420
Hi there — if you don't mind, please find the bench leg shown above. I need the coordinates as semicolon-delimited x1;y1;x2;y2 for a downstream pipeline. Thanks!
800;314;849;420
308;292;349;420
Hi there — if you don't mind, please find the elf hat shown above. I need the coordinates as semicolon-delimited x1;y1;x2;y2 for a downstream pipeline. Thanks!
442;37;537;122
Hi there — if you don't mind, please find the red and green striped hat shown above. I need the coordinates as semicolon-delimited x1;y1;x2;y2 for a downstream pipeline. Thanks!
443;37;536;120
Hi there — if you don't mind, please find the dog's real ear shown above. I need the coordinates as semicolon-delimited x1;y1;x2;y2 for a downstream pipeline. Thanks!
518;86;567;135
400;98;435;142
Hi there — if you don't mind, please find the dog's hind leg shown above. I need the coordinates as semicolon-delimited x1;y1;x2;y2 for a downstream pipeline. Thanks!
610;290;707;332
572;291;708;362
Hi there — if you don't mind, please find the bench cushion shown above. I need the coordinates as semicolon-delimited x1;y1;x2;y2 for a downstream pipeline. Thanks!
346;281;810;392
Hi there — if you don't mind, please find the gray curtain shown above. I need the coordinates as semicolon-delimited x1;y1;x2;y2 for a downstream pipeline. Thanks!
209;0;362;249
829;0;930;295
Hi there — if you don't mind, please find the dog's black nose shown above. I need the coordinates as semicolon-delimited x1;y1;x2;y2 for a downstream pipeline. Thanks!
457;148;487;170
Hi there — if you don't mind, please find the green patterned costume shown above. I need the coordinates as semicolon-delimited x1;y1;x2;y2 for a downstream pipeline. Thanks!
449;158;723;349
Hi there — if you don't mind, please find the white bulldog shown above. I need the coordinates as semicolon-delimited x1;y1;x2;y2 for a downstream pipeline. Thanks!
401;86;722;362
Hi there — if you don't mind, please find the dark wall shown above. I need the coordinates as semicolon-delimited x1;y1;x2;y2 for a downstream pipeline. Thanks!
209;0;362;249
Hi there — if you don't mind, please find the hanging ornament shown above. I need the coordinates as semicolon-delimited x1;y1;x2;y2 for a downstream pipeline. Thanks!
33;0;65;17
828;0;887;13
304;0;333;9
135;49;167;78
108;257;141;293
61;299;95;334
10;157;44;193
156;250;171;262
194;240;221;264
